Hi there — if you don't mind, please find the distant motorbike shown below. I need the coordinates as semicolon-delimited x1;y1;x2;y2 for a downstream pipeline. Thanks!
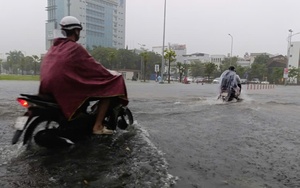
12;94;133;148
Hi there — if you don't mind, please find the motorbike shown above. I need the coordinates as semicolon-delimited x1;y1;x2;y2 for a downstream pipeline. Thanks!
218;84;242;102
12;94;134;148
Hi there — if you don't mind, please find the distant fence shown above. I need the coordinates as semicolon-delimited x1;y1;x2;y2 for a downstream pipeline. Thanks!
246;84;275;90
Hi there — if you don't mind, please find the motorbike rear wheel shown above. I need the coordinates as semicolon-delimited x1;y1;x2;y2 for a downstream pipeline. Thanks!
23;117;70;148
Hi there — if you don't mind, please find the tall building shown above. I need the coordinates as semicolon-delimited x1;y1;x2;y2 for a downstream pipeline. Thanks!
45;0;126;50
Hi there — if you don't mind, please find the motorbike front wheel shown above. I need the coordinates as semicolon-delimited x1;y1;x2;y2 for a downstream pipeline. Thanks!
117;107;134;130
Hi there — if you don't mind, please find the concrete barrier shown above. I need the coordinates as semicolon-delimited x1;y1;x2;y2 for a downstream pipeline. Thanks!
246;84;274;90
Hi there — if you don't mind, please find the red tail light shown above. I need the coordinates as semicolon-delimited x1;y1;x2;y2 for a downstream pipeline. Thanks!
17;98;29;108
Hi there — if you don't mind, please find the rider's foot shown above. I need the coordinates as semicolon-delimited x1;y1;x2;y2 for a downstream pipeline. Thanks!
93;126;113;135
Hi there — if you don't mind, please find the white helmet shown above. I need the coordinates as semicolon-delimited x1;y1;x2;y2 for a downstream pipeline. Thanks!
60;16;82;30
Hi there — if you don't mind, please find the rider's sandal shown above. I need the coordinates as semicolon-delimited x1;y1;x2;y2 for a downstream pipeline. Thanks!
93;126;113;135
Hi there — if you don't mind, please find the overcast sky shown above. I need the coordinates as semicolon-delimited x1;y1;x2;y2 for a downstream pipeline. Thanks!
1;0;300;58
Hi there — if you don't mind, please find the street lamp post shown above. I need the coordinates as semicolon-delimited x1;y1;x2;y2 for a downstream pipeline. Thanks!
228;34;233;65
285;29;293;85
160;0;167;83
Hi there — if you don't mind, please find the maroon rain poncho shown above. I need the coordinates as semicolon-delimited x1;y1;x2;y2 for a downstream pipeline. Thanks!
39;38;128;120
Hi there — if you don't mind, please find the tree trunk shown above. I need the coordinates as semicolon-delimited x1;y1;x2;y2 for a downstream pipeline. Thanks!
168;59;171;83
143;61;146;82
34;62;36;75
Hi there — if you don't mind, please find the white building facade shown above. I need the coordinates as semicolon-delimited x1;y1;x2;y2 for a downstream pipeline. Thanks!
210;54;226;68
183;53;210;64
45;0;126;50
152;44;187;64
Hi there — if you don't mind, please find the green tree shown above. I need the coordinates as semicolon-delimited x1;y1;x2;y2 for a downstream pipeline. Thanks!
220;57;238;72
190;61;204;77
88;46;162;80
0;59;2;74
2;59;9;72
183;63;190;77
250;54;270;81
164;49;176;83
204;62;217;79
253;54;270;64
235;66;249;79
140;52;149;82
288;67;299;84
176;62;185;82
141;51;149;82
250;63;267;81
32;55;41;75
108;51;116;69
22;56;33;75
272;67;284;84
297;68;300;84
116;49;139;69
6;50;25;74
144;51;161;79
90;46;142;70
90;47;115;68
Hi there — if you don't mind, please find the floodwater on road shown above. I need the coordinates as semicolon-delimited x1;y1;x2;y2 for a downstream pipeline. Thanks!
0;80;300;188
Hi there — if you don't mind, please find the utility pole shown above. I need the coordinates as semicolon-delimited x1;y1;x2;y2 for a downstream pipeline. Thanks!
67;0;71;16
285;29;293;85
228;34;233;65
160;0;167;83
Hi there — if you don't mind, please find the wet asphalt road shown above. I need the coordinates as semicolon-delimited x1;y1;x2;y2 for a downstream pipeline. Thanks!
128;81;300;188
0;80;300;188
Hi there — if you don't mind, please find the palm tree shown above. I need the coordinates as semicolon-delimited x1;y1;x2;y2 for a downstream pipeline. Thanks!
32;55;41;75
164;49;176;83
176;62;184;82
6;50;25;74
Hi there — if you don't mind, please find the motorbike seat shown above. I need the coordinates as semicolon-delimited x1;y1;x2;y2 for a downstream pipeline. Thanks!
19;94;59;108
20;94;56;102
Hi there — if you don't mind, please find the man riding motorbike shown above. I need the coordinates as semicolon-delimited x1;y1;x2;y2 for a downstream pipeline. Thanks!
39;16;128;135
219;66;241;101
